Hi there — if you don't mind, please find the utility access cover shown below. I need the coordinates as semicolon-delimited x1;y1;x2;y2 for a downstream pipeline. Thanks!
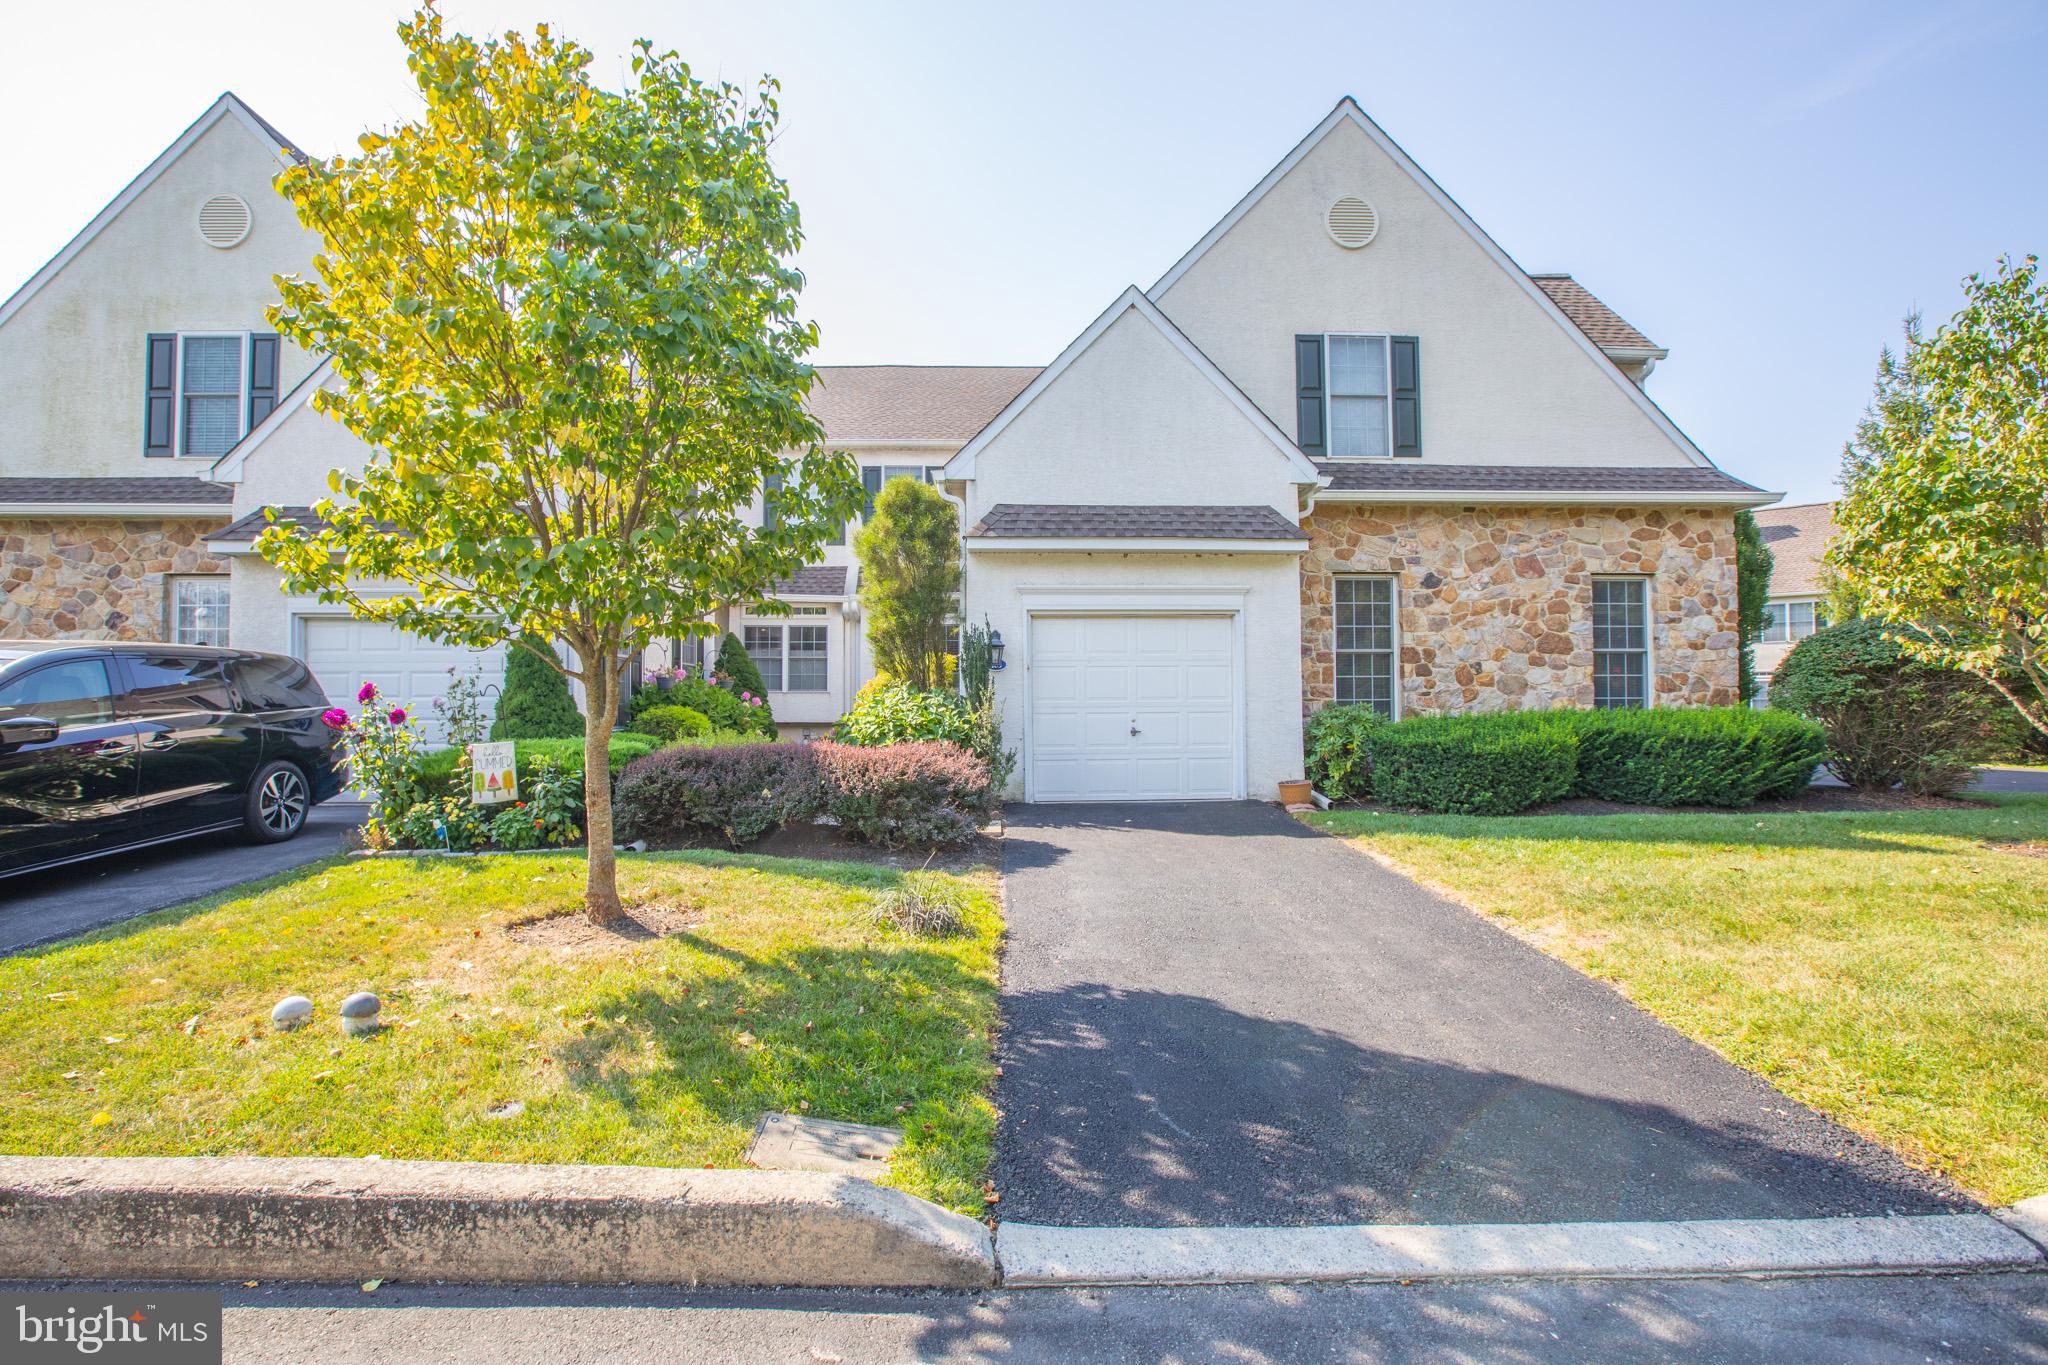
746;1112;903;1176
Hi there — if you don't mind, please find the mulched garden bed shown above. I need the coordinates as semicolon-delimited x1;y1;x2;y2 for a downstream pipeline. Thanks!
642;817;1005;874
1326;784;1979;818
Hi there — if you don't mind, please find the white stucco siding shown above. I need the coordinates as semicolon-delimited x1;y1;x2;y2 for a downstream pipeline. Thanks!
227;388;375;507
965;551;1305;800
962;308;1304;522
1153;118;1695;469
0;116;322;479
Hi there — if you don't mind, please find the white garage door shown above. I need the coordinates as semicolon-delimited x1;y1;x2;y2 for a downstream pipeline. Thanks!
300;617;506;746
1029;615;1238;802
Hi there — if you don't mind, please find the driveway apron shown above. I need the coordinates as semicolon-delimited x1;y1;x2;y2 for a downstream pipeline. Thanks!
994;801;1971;1227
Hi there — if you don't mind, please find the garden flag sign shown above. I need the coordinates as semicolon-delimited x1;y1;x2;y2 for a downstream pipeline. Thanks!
469;741;518;805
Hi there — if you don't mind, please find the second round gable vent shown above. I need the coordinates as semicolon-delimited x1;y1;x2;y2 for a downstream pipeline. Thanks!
197;195;252;249
1326;196;1378;249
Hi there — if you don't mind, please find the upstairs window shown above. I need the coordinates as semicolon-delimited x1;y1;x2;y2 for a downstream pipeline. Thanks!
859;464;942;520
1328;336;1390;458
143;332;278;458
1295;334;1421;459
1761;599;1829;644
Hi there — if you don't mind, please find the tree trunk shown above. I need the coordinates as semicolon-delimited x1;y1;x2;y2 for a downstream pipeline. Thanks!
582;659;624;924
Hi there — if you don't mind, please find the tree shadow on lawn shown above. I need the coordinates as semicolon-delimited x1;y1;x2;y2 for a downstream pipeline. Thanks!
994;983;1975;1229
552;928;997;1201
1309;795;2048;858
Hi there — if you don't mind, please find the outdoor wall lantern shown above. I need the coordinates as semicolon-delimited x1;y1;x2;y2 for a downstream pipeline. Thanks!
989;629;1007;671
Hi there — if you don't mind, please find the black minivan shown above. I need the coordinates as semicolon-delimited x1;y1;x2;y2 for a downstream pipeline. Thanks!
0;642;345;878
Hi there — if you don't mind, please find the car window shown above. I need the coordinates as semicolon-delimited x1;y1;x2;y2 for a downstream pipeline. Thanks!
0;659;115;730
119;654;234;717
230;655;326;711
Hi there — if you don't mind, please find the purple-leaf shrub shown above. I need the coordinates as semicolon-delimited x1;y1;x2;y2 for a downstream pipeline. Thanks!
614;743;824;848
812;740;996;849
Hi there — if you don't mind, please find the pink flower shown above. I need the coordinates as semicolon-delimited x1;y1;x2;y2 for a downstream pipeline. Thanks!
356;682;377;703
386;706;407;725
320;708;350;730
741;691;753;703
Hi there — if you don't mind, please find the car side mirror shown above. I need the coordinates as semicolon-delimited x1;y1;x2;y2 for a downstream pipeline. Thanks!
0;716;60;750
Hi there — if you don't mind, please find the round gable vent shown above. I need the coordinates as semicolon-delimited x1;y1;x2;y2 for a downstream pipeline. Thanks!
197;194;252;249
1326;196;1378;249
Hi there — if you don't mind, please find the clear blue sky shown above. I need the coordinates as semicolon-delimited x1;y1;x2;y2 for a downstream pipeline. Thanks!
6;0;2043;505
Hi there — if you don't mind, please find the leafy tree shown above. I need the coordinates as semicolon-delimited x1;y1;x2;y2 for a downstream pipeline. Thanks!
854;477;959;690
1733;509;1773;704
1830;257;2048;739
491;635;583;740
258;10;862;921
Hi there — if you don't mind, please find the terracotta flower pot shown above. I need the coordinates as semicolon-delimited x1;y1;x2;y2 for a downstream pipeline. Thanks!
1277;779;1312;806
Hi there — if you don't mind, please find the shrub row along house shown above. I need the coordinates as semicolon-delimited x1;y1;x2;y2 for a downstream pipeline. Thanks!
0;94;1777;801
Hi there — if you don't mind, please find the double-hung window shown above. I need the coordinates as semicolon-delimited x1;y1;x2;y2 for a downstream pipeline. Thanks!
741;623;830;693
170;577;231;647
179;335;247;456
1592;577;1650;709
859;464;940;520
1761;599;1828;644
1327;336;1391;458
1334;576;1397;716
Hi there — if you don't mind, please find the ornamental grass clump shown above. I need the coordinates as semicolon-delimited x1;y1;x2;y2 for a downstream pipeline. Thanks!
871;873;973;938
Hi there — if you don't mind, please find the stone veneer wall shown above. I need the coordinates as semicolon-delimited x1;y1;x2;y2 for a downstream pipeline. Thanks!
1302;504;1740;714
0;518;229;639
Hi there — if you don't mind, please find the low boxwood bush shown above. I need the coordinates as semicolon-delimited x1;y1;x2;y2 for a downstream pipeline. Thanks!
634;705;713;744
416;733;656;789
1304;704;1386;799
1367;713;1578;815
1771;620;2016;794
614;743;825;847
1562;707;1824;807
813;740;997;849
632;673;776;738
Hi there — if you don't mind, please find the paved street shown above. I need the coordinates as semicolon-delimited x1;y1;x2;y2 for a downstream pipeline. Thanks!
996;801;1969;1227
0;802;362;954
11;1271;2029;1363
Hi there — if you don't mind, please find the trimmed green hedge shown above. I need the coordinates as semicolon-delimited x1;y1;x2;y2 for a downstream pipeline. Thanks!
417;734;657;788
1367;713;1578;815
1347;706;1825;814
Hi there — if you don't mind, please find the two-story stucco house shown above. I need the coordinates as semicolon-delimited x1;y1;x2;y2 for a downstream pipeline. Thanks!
0;93;1778;795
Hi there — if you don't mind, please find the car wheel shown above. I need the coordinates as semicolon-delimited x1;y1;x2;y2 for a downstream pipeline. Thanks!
245;760;311;843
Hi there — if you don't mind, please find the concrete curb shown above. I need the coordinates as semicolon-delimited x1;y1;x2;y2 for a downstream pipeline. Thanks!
996;1214;2043;1287
1998;1195;2048;1252
0;1157;992;1290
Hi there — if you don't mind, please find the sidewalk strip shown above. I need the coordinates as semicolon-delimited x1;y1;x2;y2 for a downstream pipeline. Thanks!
996;1214;2043;1287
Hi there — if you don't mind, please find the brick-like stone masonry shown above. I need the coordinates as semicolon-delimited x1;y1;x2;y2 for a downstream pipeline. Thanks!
0;518;228;639
1303;504;1740;714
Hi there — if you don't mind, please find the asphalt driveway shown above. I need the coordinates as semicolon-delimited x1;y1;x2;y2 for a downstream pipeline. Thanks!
995;801;1972;1227
0;802;362;954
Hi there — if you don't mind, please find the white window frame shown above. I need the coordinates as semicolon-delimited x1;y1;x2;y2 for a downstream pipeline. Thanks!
176;332;250;458
1332;575;1400;717
1761;597;1827;645
169;575;231;646
1591;576;1653;710
1322;333;1394;460
739;619;832;694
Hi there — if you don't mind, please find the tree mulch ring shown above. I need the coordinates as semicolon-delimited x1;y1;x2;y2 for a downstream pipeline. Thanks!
1991;840;2048;859
505;896;702;954
645;818;1003;874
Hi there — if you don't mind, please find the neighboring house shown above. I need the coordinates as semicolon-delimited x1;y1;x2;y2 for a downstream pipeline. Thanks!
0;92;1777;793
1751;501;1837;700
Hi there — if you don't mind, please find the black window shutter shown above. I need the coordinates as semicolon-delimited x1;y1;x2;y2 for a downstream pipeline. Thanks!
1294;335;1325;456
248;333;281;427
1391;335;1422;457
762;471;783;529
144;334;177;457
860;466;883;520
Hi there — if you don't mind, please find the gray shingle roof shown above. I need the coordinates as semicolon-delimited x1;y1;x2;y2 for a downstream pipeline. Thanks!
1314;463;1764;496
809;366;1039;442
209;506;324;541
1528;275;1661;352
967;504;1307;541
772;565;848;597
1754;501;1836;597
0;477;234;506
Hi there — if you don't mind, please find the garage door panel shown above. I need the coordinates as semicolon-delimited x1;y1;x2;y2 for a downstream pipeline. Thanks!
1028;613;1239;802
302;617;507;747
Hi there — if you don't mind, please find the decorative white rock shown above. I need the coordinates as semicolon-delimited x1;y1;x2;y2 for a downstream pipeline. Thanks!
270;996;314;1031
339;992;382;1037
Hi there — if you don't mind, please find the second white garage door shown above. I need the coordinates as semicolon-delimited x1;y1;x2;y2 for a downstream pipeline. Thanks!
300;617;507;746
1028;615;1238;802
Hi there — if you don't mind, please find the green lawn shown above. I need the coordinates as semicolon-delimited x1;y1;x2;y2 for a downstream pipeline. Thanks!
0;852;1002;1214
1305;795;2048;1206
